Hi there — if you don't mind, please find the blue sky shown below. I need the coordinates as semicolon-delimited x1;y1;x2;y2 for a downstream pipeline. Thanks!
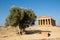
0;0;60;26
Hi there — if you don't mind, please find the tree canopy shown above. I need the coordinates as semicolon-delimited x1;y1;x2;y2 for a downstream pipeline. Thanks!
5;6;36;34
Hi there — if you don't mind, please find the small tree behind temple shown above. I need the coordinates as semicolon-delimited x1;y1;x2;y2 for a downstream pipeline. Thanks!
5;6;36;35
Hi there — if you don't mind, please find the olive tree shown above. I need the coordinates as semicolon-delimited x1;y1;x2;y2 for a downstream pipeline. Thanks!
5;6;36;35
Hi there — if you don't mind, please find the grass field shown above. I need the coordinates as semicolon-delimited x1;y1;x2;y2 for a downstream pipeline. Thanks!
0;26;60;40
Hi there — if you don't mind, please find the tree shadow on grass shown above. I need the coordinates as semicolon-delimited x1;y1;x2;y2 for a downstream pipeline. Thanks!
25;30;41;34
25;30;51;36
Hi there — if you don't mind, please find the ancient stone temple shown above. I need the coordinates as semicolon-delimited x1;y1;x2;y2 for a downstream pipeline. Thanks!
38;16;56;26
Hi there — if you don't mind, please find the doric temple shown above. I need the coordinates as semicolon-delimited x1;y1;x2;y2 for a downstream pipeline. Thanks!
38;16;56;26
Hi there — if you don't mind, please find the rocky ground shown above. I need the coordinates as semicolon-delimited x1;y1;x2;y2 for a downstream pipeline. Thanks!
0;26;60;40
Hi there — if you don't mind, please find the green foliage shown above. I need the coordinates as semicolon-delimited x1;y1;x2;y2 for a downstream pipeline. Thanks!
5;6;36;31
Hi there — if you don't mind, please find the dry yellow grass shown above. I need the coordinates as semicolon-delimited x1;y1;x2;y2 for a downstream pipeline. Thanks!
0;26;60;40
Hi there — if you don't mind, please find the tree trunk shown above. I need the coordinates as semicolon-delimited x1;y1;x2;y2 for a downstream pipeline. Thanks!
19;25;25;35
18;26;22;35
19;28;24;35
23;28;25;32
20;29;25;35
23;28;26;34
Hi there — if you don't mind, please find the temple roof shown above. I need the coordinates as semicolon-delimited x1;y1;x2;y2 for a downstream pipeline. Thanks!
38;16;55;20
38;16;51;18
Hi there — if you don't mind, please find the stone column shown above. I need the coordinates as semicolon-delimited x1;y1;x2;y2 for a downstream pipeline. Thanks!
42;19;43;25
47;19;48;25
48;19;49;25
38;20;40;25
51;19;53;25
43;19;45;25
45;19;46;25
46;19;47;25
40;20;41;25
52;20;54;26
48;19;50;25
41;20;42;25
39;20;40;25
